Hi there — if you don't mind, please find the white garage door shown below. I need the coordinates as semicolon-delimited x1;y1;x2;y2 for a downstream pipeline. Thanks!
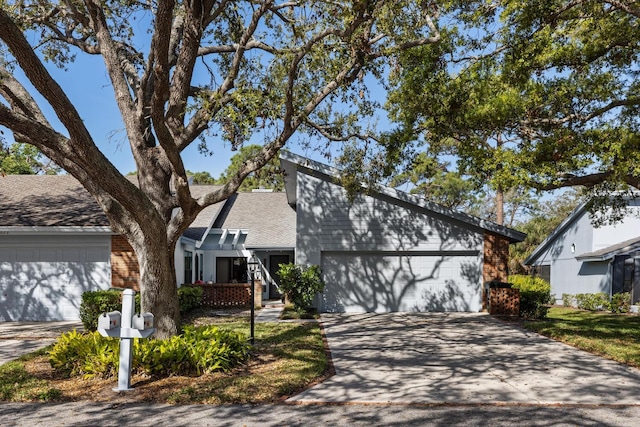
320;252;482;313
0;238;111;321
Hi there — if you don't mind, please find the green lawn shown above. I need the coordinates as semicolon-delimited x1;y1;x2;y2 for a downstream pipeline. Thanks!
522;307;640;368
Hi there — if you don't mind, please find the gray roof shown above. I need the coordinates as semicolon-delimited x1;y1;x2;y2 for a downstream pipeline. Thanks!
214;192;296;248
181;185;225;241
0;175;293;247
0;175;109;227
576;236;640;261
280;151;526;243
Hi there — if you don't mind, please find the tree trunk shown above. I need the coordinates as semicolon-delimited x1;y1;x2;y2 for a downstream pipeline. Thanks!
495;188;504;226
130;227;180;339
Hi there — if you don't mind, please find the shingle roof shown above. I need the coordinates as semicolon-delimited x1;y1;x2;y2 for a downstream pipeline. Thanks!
576;235;640;261
0;175;109;227
215;192;296;248
280;151;526;243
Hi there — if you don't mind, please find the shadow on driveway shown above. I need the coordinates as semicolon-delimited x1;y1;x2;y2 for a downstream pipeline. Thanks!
288;313;640;404
0;321;82;365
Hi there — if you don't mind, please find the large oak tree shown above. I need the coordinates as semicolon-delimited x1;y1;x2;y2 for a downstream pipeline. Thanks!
0;0;441;337
385;1;640;222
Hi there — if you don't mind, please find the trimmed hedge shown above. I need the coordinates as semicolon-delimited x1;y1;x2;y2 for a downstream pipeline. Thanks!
563;292;631;313
80;286;204;331
79;290;132;332
49;326;249;378
509;275;552;319
575;293;609;311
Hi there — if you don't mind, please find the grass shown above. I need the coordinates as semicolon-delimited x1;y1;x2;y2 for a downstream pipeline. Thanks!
280;305;319;320
0;347;62;402
522;307;640;367
0;313;328;404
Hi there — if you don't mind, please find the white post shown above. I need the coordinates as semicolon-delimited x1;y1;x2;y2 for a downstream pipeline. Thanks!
97;289;155;393
116;289;135;391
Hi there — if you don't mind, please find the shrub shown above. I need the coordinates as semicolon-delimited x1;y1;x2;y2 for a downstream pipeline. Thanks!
49;330;119;378
178;286;204;314
509;275;552;319
277;263;326;311
79;290;125;332
81;287;203;331
50;326;249;379
575;293;609;311
609;292;631;314
562;293;574;307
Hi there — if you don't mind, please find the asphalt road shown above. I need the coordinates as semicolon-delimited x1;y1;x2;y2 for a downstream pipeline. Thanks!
1;402;639;426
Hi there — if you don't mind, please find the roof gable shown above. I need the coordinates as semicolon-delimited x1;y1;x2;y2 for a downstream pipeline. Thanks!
524;202;588;265
213;192;296;248
280;151;526;243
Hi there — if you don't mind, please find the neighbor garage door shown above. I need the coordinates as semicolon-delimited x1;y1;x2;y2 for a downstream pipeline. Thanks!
0;235;111;321
319;252;482;313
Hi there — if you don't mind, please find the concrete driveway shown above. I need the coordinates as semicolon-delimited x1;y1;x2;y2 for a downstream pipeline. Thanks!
288;313;640;405
0;321;82;365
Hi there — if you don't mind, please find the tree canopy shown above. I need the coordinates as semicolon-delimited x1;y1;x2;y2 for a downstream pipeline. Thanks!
214;145;284;191
384;1;640;220
1;141;58;175
0;0;443;337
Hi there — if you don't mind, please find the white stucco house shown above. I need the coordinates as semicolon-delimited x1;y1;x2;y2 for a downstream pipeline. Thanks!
0;152;525;321
525;197;640;304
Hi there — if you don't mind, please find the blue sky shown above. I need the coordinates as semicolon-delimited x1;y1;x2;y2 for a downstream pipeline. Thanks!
8;49;359;178
12;54;258;177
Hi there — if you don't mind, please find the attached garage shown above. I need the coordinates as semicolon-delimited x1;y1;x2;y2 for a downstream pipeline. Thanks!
280;152;526;313
320;251;482;313
0;234;111;321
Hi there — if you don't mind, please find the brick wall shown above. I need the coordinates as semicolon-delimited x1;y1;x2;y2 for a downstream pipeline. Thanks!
483;232;510;284
489;287;520;316
198;281;262;308
111;235;140;291
482;232;510;310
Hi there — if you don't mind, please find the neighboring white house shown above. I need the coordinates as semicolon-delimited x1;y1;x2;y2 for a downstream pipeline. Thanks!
525;197;640;304
1;152;525;321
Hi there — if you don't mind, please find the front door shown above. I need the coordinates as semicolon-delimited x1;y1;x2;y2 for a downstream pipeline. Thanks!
269;255;290;299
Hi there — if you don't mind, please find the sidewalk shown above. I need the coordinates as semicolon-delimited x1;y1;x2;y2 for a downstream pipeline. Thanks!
255;301;285;322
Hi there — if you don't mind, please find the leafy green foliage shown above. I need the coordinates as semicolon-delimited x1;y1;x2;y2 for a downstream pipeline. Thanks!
79;290;125;332
48;330;119;378
80;288;203;331
509;274;552;319
562;293;574;307
567;292;631;313
277;263;326;311
609;292;631;314
215;145;284;191
188;171;217;185
177;286;204;314
575;293;610;312
509;189;582;274
0;142;58;175
383;1;640;229
49;327;249;379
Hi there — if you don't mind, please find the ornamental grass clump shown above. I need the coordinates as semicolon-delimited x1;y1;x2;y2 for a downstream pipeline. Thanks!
49;326;249;379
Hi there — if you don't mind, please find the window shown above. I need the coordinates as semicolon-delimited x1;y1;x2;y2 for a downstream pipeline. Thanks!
532;265;550;284
215;257;248;283
184;251;193;284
